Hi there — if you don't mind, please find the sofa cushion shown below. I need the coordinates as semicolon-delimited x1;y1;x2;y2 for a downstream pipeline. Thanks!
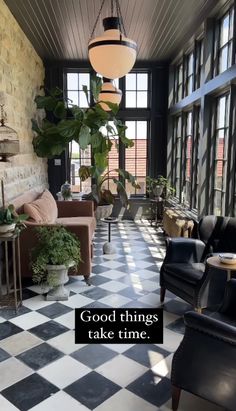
24;189;58;223
56;216;96;239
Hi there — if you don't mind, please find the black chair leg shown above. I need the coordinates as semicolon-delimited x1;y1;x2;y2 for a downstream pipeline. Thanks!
160;286;166;303
172;385;181;410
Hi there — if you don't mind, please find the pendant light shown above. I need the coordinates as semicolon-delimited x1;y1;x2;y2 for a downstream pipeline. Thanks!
98;78;122;111
88;0;137;79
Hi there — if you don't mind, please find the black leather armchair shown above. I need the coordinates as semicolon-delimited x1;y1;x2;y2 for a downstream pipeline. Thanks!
171;279;236;411
160;215;236;310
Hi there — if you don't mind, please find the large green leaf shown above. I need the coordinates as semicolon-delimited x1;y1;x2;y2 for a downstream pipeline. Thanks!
94;152;108;173
101;101;119;115
79;125;91;149
31;119;41;133
57;120;81;139
79;165;92;181
91;76;102;102
34;95;57;111
82;85;90;106
91;132;103;149
53;101;66;119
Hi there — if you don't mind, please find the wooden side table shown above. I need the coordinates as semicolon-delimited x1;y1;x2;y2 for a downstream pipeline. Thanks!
206;256;236;281
0;232;22;312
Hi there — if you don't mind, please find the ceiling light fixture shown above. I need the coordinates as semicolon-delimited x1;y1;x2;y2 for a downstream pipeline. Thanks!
88;0;137;79
98;78;122;111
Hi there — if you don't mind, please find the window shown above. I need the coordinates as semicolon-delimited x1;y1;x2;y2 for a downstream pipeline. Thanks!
214;8;234;75
125;121;148;194
174;63;183;102
67;72;90;107
125;73;149;108
66;70;150;196
184;52;194;96
183;112;193;204
195;39;204;89
213;94;229;215
172;116;182;199
66;72;92;192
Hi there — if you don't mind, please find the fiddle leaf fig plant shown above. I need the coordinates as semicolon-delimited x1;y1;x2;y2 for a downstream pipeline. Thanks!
32;75;140;206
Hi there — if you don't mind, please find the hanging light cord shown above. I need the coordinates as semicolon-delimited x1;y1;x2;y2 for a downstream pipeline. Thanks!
89;0;126;41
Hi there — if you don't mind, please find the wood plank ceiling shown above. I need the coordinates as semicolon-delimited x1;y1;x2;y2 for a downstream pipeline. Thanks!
4;0;221;62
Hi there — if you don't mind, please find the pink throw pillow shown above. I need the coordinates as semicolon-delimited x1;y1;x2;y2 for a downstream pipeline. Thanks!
24;189;58;223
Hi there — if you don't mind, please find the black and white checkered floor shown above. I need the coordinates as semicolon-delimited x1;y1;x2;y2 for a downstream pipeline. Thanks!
0;221;223;411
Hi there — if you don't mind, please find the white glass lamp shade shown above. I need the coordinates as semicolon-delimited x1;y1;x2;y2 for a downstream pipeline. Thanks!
88;17;137;79
98;80;122;111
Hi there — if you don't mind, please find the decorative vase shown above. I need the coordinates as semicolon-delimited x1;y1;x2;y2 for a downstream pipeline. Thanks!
153;185;163;197
0;223;16;235
61;181;72;201
95;204;113;221
46;264;70;301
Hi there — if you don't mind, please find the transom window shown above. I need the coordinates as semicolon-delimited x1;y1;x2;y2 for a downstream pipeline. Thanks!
185;52;194;96
174;63;183;103
215;8;234;75
125;73;149;108
213;94;230;215
125;121;148;195
195;39;204;89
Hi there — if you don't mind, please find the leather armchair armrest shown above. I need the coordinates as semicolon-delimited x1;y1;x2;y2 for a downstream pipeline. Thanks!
220;279;236;316
184;311;236;345
56;200;94;217
164;238;206;263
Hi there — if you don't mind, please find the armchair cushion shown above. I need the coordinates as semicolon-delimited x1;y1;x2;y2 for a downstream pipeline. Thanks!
24;189;58;223
164;263;205;283
56;217;96;239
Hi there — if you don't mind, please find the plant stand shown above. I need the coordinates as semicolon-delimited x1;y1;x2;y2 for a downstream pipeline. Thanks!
0;232;22;313
46;265;70;301
101;218;119;254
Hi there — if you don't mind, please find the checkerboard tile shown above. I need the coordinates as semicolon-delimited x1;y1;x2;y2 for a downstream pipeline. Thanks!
0;220;224;411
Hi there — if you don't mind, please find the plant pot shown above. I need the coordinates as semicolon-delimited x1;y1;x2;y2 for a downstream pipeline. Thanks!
45;264;71;301
153;185;163;197
0;223;16;235
95;204;113;221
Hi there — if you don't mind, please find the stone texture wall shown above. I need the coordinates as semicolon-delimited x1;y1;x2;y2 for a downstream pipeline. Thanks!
0;0;48;204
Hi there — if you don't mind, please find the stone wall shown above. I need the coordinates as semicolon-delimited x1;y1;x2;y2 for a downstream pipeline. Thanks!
0;0;47;204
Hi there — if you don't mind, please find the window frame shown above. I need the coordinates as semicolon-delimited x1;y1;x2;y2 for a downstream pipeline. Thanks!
214;6;234;76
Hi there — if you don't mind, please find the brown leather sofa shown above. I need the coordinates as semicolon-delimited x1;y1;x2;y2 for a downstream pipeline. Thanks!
12;189;96;281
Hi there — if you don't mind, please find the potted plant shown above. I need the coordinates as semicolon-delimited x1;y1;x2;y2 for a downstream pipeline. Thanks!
79;166;140;220
61;181;72;200
31;226;81;301
31;77;139;211
146;175;175;199
0;204;28;235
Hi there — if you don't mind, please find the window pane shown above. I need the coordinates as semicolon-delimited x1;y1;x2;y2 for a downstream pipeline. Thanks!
68;91;78;106
79;91;89;107
137;73;148;90
136;177;146;195
137;121;147;139
214;190;222;215
79;73;90;90
67;73;78;90
216;130;225;160
137;91;148;107
188;53;194;75
126;91;136;107
137;140;147;158
229;9;234;39
126;73;136;90
126;121;136;139
220;14;229;47
217;96;226;128
219;46;228;73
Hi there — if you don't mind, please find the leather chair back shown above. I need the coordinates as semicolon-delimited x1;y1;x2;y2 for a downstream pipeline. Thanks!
199;215;236;257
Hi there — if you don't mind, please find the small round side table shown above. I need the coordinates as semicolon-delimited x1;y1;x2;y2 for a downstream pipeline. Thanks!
206;256;236;281
101;217;119;254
